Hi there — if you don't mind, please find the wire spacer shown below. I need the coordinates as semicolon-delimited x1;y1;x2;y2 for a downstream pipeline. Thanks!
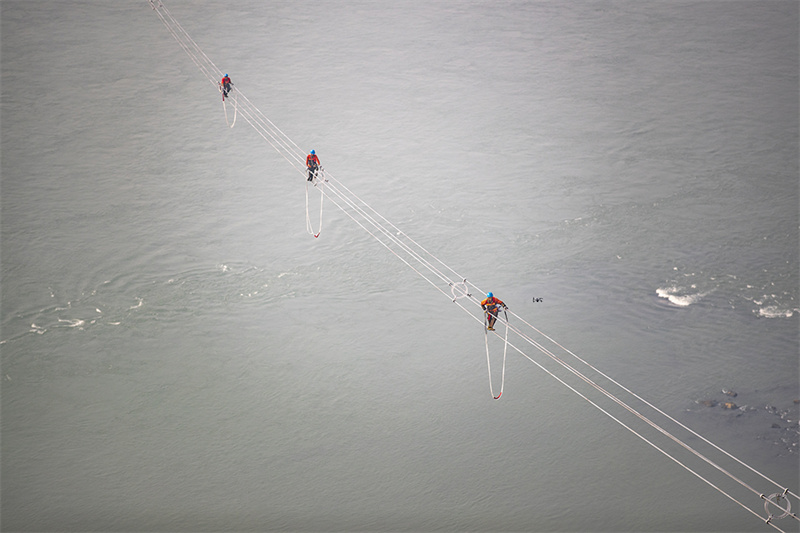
450;279;470;302
763;491;792;522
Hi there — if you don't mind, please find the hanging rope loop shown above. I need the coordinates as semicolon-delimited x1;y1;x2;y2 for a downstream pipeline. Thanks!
484;308;509;400
305;169;325;238
220;87;237;128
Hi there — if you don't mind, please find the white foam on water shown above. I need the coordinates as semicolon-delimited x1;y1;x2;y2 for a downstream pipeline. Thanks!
57;318;85;328
757;306;796;319
656;285;711;307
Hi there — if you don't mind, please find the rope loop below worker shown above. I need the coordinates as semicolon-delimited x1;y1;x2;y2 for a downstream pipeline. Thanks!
485;307;509;400
305;170;326;238
220;86;237;128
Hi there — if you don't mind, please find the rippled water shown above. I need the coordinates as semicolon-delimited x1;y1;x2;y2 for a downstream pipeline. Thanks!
2;1;798;531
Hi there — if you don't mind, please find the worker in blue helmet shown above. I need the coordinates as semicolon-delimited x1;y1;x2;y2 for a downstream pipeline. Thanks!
220;73;233;99
481;292;507;331
306;149;321;182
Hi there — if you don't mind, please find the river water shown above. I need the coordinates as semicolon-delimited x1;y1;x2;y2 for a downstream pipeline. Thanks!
2;1;798;531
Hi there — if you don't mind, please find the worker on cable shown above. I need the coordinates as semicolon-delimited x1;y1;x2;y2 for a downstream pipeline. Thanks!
220;73;233;99
306;149;321;182
481;292;508;331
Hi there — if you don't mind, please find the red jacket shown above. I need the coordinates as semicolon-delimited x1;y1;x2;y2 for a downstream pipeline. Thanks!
307;154;320;168
481;296;505;311
221;76;231;85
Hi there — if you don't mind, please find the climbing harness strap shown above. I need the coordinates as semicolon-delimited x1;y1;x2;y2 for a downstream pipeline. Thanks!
484;307;509;400
305;169;325;238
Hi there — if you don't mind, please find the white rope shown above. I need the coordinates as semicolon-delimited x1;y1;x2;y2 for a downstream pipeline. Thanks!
221;89;237;128
484;308;508;400
149;2;799;526
305;171;324;238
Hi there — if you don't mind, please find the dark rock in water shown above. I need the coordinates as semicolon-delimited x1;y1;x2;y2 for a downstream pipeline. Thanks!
722;402;737;409
699;399;717;407
721;389;737;397
772;423;782;429
794;399;800;404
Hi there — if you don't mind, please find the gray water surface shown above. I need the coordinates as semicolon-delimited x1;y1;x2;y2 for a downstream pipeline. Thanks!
2;1;798;531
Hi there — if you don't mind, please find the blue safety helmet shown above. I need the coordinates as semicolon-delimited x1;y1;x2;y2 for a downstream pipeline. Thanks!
224;73;228;77
310;149;315;154
487;292;493;298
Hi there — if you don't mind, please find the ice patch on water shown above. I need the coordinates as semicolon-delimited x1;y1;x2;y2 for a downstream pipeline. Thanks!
747;290;797;319
656;285;710;307
661;266;797;318
58;318;86;329
757;306;796;319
